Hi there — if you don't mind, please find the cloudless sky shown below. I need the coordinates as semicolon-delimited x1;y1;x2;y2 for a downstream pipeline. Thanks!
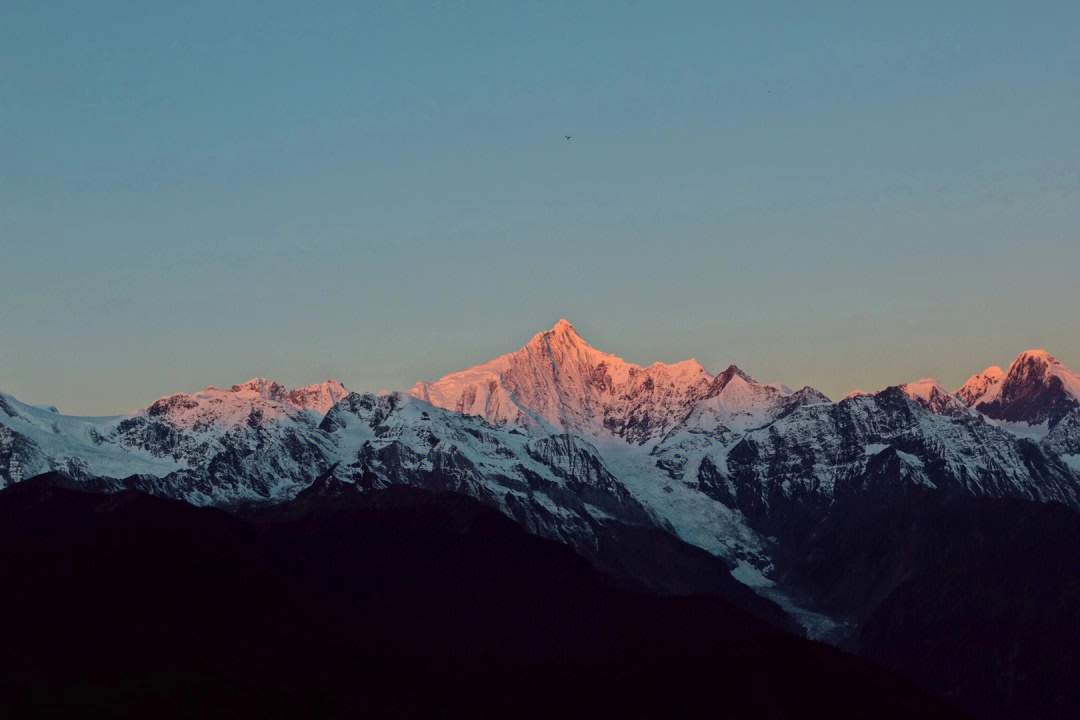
2;1;1079;414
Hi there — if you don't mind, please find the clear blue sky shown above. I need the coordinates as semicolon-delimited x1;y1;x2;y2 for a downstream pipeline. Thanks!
3;1;1078;414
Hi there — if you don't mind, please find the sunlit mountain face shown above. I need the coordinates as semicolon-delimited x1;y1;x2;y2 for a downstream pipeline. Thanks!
4;321;1080;718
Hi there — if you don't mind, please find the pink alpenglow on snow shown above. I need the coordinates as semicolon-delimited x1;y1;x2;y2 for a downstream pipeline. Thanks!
146;378;349;430
409;320;828;444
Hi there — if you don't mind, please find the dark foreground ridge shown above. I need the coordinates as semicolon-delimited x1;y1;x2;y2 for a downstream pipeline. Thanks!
0;474;960;719
768;484;1080;720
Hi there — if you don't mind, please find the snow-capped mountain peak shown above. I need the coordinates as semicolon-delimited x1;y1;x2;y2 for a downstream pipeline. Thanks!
708;364;758;395
545;318;581;342
521;319;604;364
899;378;944;400
898;378;969;416
409;320;720;443
667;364;814;435
408;322;834;444
1015;348;1058;365
1002;350;1072;387
973;350;1080;425
219;377;349;411
956;366;1005;406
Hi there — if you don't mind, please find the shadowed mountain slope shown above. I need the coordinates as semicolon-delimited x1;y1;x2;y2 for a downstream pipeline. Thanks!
0;474;960;720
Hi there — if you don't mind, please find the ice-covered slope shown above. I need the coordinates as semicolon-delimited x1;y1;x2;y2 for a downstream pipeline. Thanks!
112;378;355;502
0;379;351;499
320;392;656;549
742;389;1072;509
0;393;181;487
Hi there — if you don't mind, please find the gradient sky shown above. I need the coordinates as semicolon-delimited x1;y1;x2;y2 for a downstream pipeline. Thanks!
3;1;1079;414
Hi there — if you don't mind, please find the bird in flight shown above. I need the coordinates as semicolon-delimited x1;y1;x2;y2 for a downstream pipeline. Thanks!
565;135;572;141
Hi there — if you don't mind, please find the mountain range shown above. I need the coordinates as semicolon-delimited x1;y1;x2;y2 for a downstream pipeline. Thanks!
4;320;1080;717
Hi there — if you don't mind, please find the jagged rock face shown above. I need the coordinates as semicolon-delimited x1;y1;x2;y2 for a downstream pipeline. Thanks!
1043;409;1080;459
0;424;48;488
955;353;1080;468
971;350;1080;425
650;387;1080;528
113;381;347;503
321;392;655;551
283;380;350;414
